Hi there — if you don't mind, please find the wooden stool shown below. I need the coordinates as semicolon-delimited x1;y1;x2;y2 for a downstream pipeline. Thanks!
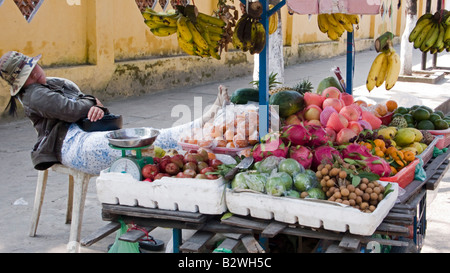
29;164;96;253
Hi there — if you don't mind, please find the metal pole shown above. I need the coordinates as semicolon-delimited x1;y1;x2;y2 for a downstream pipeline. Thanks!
346;30;354;94
258;0;270;138
422;0;432;70
432;0;443;68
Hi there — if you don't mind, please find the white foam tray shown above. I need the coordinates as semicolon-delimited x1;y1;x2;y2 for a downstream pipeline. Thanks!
96;169;227;215
225;181;398;236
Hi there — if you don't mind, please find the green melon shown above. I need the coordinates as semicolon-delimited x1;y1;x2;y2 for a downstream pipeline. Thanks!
316;76;344;94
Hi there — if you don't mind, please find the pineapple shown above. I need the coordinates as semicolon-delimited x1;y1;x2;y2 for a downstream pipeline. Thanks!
291;78;314;95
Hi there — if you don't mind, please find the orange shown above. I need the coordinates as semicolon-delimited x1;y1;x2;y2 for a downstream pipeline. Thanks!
385;100;398;112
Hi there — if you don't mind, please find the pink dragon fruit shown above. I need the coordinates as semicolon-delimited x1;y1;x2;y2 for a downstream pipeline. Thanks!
341;143;373;160
312;145;341;169
306;125;330;147
280;124;310;146
252;133;289;162
289;145;313;169
345;155;391;177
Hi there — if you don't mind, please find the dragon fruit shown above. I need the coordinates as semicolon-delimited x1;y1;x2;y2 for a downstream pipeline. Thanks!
280;124;310;146
252;133;289;162
306;125;329;147
312;145;341;169
289;145;313;169
341;143;373;160
345;155;391;177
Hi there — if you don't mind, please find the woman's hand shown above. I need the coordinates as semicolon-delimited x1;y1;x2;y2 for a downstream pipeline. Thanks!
87;106;104;122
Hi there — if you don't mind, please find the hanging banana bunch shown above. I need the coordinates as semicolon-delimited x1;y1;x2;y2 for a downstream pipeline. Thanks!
142;6;226;60
409;10;450;54
366;47;400;92
142;8;181;37
317;13;360;41
232;1;266;54
268;4;278;35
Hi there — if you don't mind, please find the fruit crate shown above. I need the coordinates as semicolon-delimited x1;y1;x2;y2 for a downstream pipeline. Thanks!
427;128;450;149
225;181;398;236
417;135;442;165
379;159;420;188
96;169;227;215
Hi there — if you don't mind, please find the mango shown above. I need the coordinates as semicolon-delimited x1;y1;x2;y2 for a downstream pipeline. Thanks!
394;128;416;147
409;142;424;154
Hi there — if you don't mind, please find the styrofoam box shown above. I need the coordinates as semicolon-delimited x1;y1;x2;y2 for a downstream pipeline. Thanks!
286;0;380;15
96;170;227;215
225;181;398;236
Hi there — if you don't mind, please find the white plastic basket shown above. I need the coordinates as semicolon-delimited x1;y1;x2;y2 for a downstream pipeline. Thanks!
225;181;398;236
96;169;227;215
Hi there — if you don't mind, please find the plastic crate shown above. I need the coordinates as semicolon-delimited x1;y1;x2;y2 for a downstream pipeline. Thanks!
225;181;398;236
427;128;450;149
417;135;442;165
96;169;227;215
379;159;419;188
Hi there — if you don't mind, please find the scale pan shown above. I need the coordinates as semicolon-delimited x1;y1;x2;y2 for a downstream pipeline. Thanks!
105;127;160;148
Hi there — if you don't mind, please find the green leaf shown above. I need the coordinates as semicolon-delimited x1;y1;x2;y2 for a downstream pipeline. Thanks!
358;172;380;181
351;174;361;187
221;212;233;221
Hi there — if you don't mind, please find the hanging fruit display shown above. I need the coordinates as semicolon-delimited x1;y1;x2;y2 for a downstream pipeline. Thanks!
142;5;226;59
317;13;360;41
409;10;450;53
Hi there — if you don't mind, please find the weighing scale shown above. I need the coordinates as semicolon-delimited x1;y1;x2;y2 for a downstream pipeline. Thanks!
108;144;154;181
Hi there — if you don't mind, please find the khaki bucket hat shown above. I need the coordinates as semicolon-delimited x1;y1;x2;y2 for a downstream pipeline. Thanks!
0;51;42;96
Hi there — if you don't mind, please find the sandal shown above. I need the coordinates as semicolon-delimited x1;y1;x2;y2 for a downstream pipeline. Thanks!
139;235;165;251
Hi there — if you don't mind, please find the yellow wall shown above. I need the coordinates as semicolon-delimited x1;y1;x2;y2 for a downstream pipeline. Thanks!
0;0;422;121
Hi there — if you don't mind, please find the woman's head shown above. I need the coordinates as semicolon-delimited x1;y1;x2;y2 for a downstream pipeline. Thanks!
0;51;42;96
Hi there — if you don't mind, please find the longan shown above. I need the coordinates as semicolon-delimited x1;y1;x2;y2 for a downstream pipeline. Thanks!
360;202;369;210
349;192;357;200
316;171;323;179
369;205;376;212
325;164;332;170
321;167;329;175
333;191;342;199
342;200;350;206
368;182;375;189
317;164;324;171
326;179;335;187
361;177;369;184
370;192;378;201
347;184;355;192
359;183;367;191
356;196;362;204
355;188;363;196
341;188;350;197
365;187;373;194
373;187;381;194
339;171;347;179
362;193;370;201
300;191;309;198
330;168;340;177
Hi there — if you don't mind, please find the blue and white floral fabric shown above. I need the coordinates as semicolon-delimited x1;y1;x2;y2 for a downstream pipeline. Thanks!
61;119;201;175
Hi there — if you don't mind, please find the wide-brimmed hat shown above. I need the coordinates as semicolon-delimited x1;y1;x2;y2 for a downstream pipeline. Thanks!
0;51;42;96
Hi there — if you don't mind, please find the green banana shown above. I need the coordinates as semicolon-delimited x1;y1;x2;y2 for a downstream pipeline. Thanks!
409;18;433;42
421;23;439;51
250;21;266;54
145;20;168;29
444;22;450;43
414;22;434;48
433;23;446;51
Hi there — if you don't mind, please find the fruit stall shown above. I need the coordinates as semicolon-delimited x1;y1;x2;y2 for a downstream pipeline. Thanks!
82;0;450;253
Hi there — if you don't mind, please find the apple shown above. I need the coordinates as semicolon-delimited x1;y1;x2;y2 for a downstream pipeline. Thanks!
165;162;180;175
183;168;197;178
200;166;215;175
195;174;207;179
143;177;153;182
153;173;169;180
208;159;223;169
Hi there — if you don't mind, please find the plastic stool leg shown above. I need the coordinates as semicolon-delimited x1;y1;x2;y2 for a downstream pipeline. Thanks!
67;172;91;252
29;170;48;237
65;174;74;224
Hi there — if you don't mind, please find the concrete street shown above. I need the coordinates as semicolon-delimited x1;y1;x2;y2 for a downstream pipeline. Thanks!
0;45;449;253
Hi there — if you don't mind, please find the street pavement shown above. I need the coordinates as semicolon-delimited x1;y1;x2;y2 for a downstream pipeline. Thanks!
0;45;449;253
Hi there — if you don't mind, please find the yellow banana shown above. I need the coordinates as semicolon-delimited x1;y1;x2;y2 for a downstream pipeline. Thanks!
345;14;360;25
421;23;439;52
327;27;340;41
177;16;193;43
142;12;179;27
325;13;339;28
186;19;209;51
197;13;226;27
409;18;433;42
366;51;386;91
317;14;329;33
177;32;196;55
145;20;168;29
385;51;401;90
413;22;434;49
209;47;221;60
376;53;388;87
150;26;177;37
333;13;353;32
269;6;278;35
